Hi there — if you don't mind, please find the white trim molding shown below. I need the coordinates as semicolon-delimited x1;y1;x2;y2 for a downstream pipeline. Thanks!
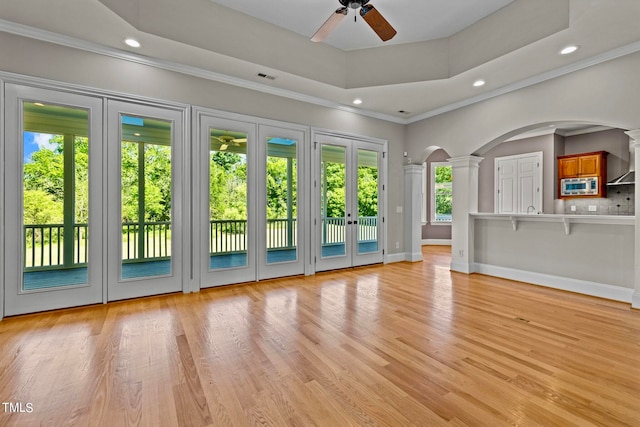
4;19;640;126
385;252;408;264
422;239;451;246
474;263;635;304
632;292;640;310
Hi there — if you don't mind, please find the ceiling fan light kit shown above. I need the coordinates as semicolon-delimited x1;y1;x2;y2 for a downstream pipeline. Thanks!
311;0;396;43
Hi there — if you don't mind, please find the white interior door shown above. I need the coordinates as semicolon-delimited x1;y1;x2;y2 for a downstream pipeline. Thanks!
198;115;257;287
495;152;542;214
3;84;103;316
315;134;385;272
106;100;186;301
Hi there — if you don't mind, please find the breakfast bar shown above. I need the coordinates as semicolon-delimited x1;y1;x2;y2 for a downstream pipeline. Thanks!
470;213;635;303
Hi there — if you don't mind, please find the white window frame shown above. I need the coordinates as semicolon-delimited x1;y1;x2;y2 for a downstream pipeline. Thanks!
421;162;427;224
430;162;452;224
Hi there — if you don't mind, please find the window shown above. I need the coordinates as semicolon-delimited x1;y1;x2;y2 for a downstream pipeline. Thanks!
430;162;452;223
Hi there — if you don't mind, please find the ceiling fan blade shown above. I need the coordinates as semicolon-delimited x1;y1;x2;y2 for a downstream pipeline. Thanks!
311;7;348;42
359;4;397;42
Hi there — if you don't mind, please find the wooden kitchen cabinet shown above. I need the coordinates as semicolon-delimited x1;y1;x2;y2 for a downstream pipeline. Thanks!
558;151;607;179
559;157;578;178
557;151;608;198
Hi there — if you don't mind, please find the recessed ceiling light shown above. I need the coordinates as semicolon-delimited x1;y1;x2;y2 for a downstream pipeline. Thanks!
560;45;578;55
133;132;141;137
473;80;486;87
124;38;141;48
353;98;363;105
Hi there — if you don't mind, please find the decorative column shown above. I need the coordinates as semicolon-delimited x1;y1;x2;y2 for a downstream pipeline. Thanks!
404;164;424;262
626;129;640;309
448;155;483;273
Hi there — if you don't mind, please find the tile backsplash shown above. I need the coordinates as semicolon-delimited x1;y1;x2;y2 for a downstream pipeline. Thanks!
562;184;635;215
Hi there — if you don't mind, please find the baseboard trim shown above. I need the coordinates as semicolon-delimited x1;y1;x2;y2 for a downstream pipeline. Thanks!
474;263;635;303
450;261;475;274
407;252;423;262
385;253;407;263
632;292;640;310
422;239;452;246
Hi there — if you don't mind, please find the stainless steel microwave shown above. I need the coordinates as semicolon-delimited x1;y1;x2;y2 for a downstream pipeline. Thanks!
561;177;598;196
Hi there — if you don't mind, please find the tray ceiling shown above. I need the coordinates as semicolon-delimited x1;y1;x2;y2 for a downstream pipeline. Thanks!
209;0;515;50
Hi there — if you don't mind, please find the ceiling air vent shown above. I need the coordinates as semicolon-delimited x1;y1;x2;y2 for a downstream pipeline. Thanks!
257;72;277;81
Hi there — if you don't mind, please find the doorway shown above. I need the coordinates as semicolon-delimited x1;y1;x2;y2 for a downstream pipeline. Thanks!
197;114;308;287
3;84;104;316
106;100;187;301
314;133;385;272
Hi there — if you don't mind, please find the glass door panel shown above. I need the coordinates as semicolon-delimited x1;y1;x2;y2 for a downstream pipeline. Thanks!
258;125;306;280
316;137;352;272
315;135;384;272
209;128;248;270
353;143;383;267
22;114;89;289
198;116;256;287
356;149;379;255
107;101;185;301
321;144;347;258
266;137;297;264
4;84;103;316
120;115;173;280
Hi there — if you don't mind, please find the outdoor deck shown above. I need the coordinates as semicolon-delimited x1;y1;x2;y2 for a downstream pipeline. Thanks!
24;241;379;290
22;217;379;290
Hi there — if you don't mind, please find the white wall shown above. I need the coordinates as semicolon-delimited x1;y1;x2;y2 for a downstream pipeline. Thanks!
407;51;640;159
474;219;634;290
477;133;556;213
0;31;407;254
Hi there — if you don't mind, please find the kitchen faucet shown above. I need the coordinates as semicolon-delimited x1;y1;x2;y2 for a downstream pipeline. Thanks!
527;205;536;214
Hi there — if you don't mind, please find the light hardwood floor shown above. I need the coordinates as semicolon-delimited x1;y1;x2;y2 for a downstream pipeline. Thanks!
1;246;639;426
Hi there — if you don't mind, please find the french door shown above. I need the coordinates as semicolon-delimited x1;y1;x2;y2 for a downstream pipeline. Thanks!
257;124;306;280
3;84;104;316
198;116;257;287
197;114;306;287
106;101;186;301
314;134;385;272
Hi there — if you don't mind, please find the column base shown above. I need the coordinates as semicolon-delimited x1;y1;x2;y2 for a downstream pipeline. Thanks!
632;291;640;310
450;261;475;274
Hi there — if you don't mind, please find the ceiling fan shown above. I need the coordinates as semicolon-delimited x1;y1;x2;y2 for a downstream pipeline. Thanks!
311;1;397;43
212;135;246;151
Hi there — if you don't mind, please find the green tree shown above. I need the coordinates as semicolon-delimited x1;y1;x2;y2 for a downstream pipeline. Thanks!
23;189;63;225
121;141;140;222
323;162;345;218
266;157;297;219
357;166;378;217
434;165;453;217
210;151;247;221
23;136;64;200
74;137;89;223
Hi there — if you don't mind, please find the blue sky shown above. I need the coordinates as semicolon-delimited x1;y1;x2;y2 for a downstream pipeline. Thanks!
24;132;56;162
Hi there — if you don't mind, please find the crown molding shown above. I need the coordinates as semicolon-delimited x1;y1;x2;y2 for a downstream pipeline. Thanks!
0;19;406;124
2;19;640;127
505;127;556;141
557;125;613;137
406;39;640;124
